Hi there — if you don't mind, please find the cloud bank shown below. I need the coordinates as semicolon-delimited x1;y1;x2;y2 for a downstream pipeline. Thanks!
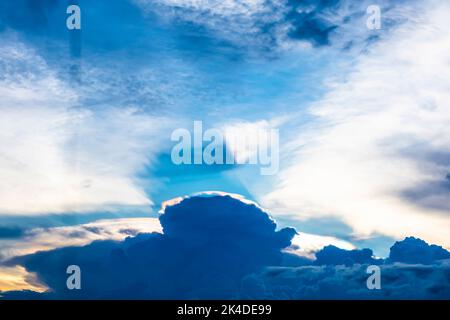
4;195;295;299
1;195;448;299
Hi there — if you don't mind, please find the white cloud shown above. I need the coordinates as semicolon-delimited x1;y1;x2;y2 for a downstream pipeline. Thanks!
135;0;287;49
222;120;279;164
148;0;268;16
263;0;450;247
136;0;421;53
0;35;170;215
286;232;356;259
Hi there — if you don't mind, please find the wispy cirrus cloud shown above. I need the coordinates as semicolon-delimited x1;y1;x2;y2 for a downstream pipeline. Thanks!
263;0;450;247
0;34;172;215
135;0;417;53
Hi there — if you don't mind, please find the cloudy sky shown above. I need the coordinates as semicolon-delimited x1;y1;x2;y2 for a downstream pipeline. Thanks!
0;0;449;297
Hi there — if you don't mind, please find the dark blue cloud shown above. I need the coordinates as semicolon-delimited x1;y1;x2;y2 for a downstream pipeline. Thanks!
314;245;380;266
6;195;296;299
239;237;450;300
1;195;449;300
240;261;450;299
313;236;450;267
388;237;450;265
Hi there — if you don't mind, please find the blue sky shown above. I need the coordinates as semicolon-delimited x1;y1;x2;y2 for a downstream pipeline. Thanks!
0;0;449;297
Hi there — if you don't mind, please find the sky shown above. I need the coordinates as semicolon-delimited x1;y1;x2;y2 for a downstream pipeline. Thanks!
0;0;449;298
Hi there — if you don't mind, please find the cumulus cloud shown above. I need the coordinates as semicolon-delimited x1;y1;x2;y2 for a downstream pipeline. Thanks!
388;237;450;265
263;0;450;247
241;261;450;299
4;195;295;299
314;245;379;266
1;194;449;299
241;236;450;299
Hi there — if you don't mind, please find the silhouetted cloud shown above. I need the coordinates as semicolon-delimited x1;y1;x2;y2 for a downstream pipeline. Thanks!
241;237;449;299
241;261;450;299
2;195;449;300
6;195;296;299
314;245;380;266
388;237;450;265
